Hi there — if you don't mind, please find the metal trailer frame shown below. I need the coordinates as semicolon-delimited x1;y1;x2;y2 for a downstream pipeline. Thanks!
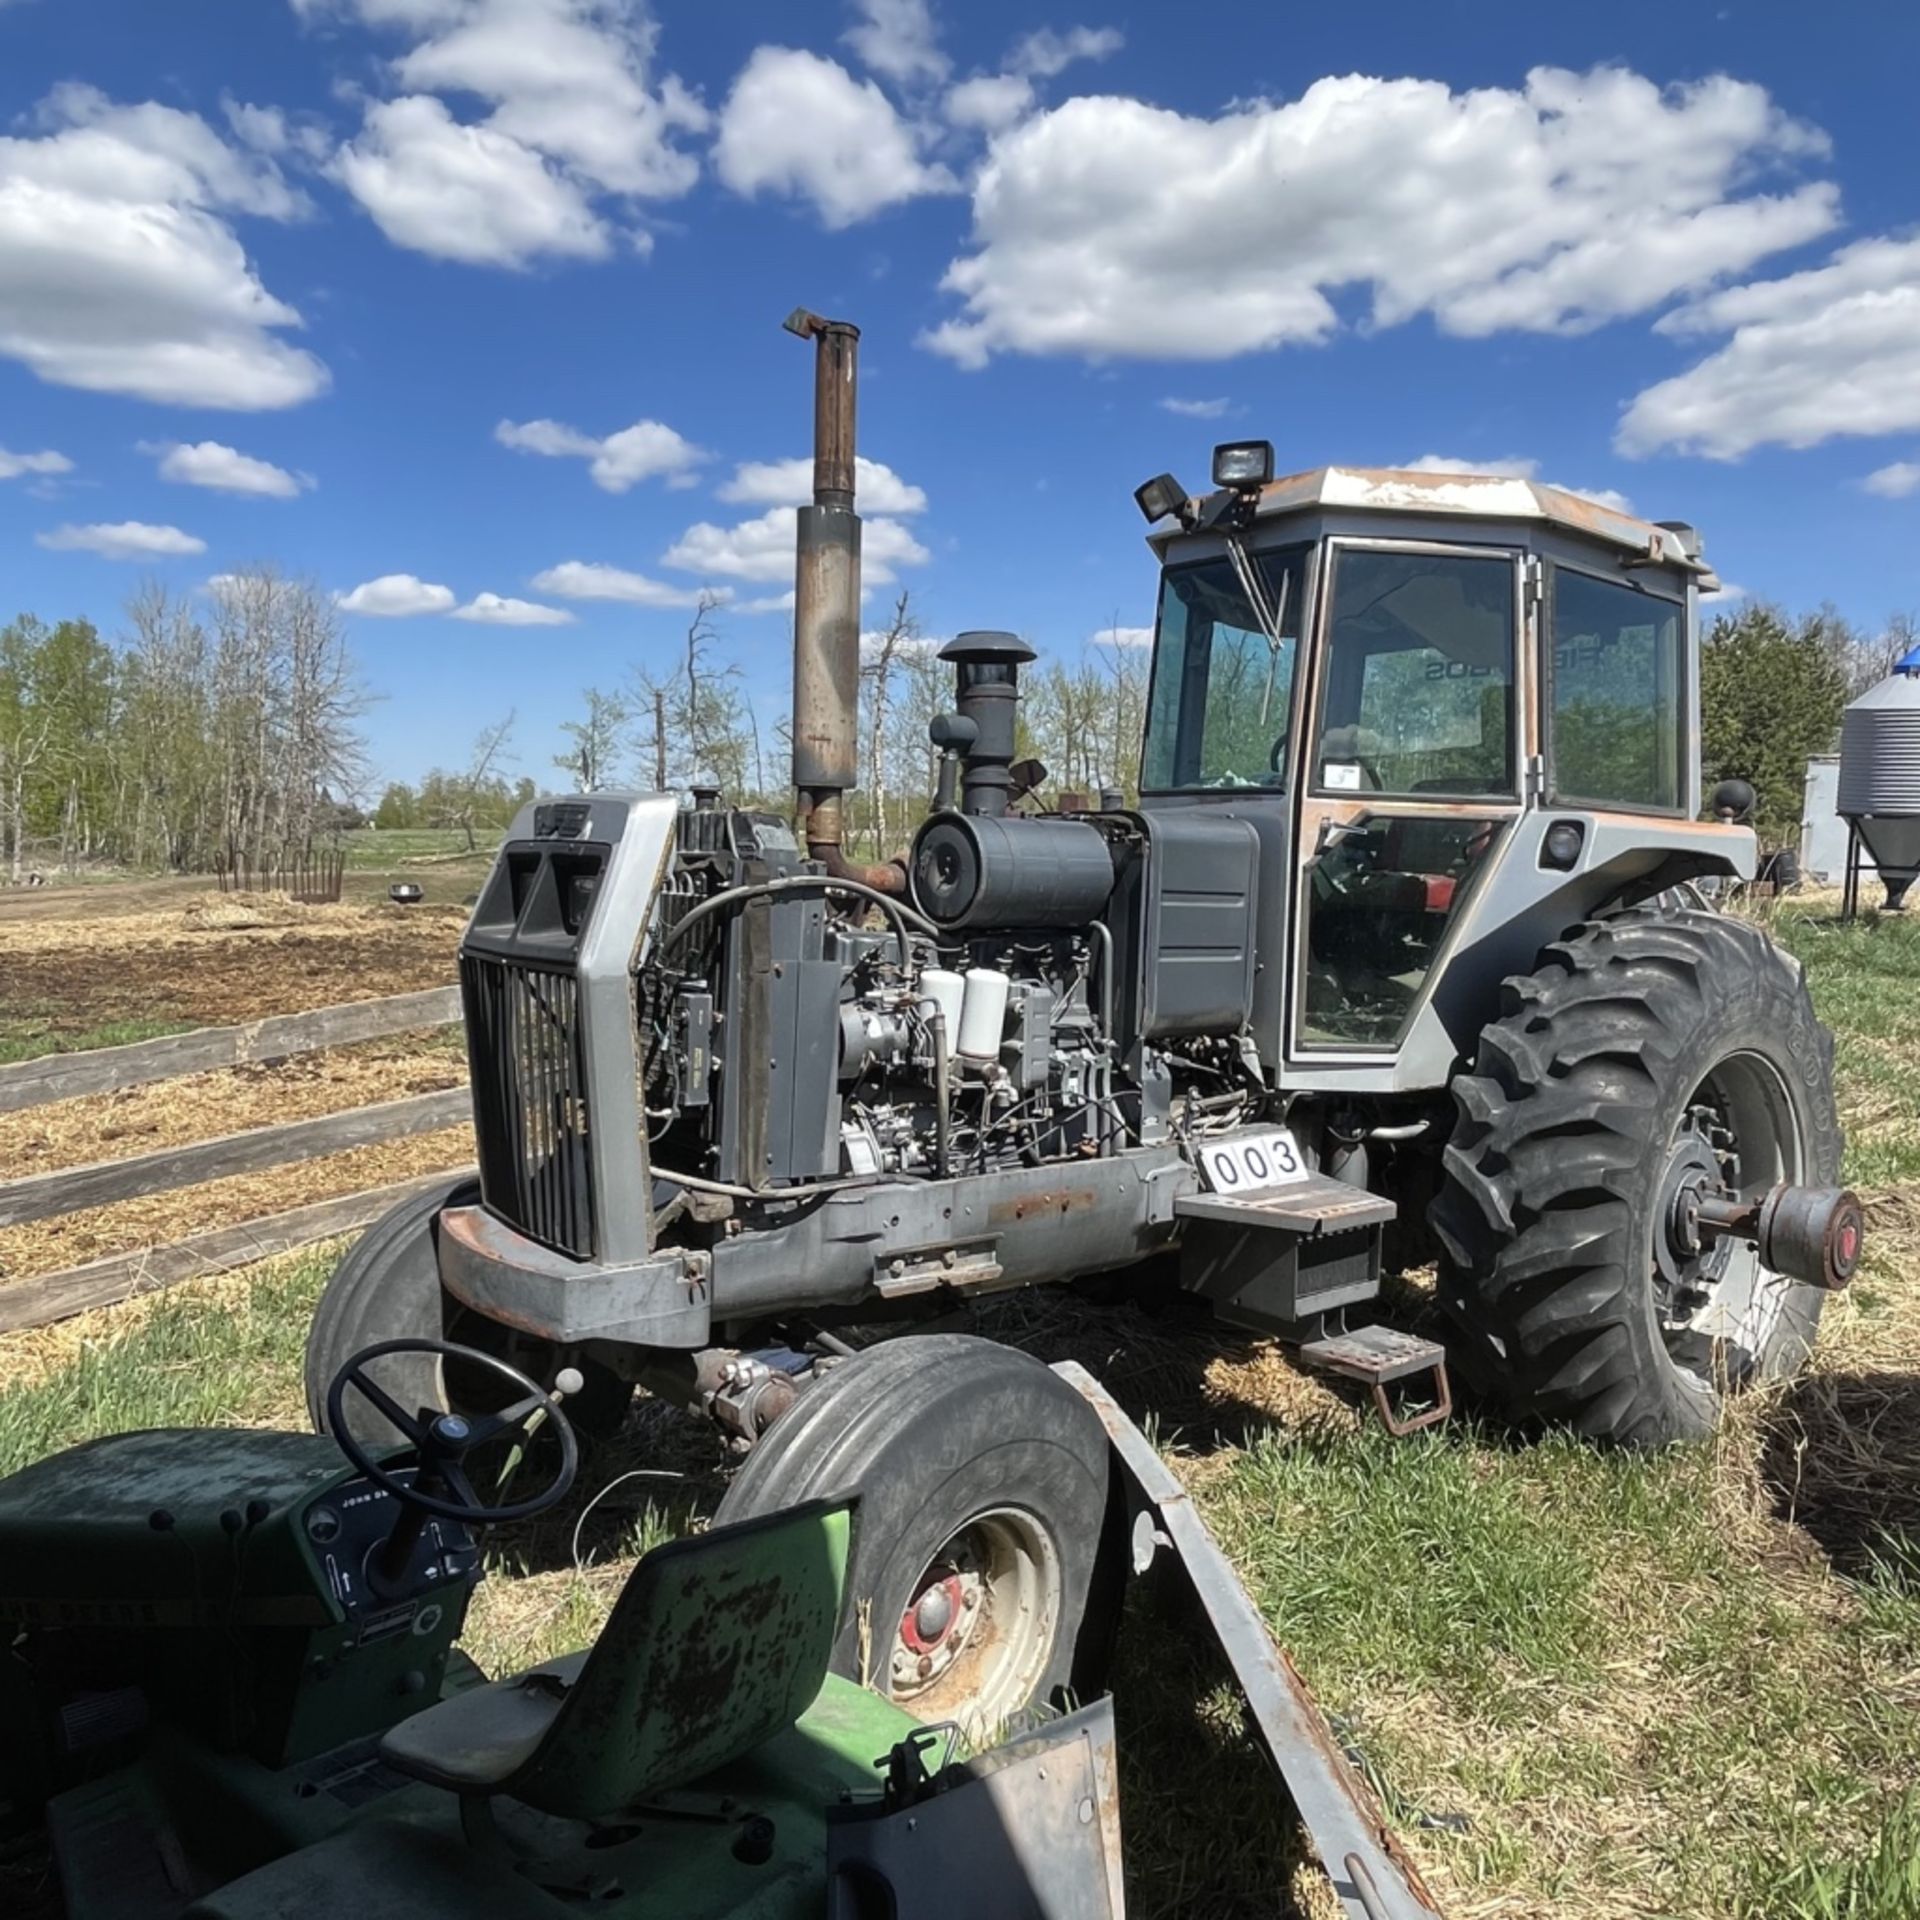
1058;1361;1443;1920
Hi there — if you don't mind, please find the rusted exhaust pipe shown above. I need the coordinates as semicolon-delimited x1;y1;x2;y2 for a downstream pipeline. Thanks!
784;307;905;894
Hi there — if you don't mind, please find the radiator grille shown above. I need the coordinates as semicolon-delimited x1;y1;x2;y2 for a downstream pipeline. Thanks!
460;952;597;1259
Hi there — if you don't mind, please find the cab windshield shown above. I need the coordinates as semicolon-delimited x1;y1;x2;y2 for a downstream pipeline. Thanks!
1141;546;1308;790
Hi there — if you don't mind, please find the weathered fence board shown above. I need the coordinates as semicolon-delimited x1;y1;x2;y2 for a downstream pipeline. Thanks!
0;986;463;1115
0;1168;477;1334
0;1088;473;1229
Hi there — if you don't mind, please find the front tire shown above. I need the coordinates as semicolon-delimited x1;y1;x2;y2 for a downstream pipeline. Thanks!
1434;910;1841;1447
714;1335;1113;1733
304;1178;629;1444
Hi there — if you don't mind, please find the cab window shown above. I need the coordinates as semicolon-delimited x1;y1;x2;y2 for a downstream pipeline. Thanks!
1549;569;1683;811
1315;548;1517;798
1142;548;1307;789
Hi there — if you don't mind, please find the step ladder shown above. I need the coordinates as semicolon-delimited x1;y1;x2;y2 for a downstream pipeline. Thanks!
1298;1324;1452;1437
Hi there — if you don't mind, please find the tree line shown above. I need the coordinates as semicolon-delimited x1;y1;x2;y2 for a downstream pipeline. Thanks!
0;572;364;881
371;591;1152;859
2;576;1905;882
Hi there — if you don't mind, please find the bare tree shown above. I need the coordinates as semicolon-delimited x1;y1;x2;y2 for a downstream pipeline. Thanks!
555;687;629;792
860;590;919;856
629;590;750;794
436;713;518;851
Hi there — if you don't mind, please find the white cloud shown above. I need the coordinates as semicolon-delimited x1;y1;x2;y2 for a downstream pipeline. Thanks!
223;99;291;155
714;47;955;228
495;415;704;491
336;572;457;615
531;560;725;608
38;520;207;559
944;24;1123;132
1619;234;1920;458
334;95;611;266
315;1;705;265
1863;460;1920;499
0;83;328;409
452;591;575;625
1399;452;1633;514
148;439;309;497
0;447;72;480
944;75;1034;133
716;454;927;514
1159;397;1232;420
843;0;947;86
925;67;1836;368
388;0;706;198
1092;625;1153;648
1700;580;1748;606
663;506;930;584
1009;26;1124;79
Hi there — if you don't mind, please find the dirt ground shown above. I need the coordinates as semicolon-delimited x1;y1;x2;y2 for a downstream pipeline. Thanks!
0;895;467;1040
0;890;475;1287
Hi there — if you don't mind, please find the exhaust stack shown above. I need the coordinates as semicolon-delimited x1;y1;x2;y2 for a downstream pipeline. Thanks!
785;309;903;892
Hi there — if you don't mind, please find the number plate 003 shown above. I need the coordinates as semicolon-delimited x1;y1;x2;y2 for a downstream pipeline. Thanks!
1197;1127;1310;1195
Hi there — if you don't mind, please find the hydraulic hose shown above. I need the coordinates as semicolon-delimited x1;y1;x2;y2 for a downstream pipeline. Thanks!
650;872;941;972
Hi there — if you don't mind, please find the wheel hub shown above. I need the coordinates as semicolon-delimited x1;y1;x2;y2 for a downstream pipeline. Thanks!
1656;1110;1736;1309
892;1553;984;1691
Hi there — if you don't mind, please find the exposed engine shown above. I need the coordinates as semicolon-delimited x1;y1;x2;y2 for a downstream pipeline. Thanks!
633;685;1266;1213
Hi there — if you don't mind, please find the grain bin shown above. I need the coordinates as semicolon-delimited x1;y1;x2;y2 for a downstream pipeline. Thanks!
1838;643;1920;911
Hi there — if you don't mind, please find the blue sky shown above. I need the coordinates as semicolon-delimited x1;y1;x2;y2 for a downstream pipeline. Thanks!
2;0;1917;788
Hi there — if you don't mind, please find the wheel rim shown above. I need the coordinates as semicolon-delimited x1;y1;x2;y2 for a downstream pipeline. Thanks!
885;1507;1061;1733
1653;1049;1812;1385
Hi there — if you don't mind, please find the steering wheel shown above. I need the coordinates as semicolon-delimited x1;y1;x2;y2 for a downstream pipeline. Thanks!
326;1337;580;1525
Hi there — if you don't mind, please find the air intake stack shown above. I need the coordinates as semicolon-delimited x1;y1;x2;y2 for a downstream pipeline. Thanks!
939;630;1037;818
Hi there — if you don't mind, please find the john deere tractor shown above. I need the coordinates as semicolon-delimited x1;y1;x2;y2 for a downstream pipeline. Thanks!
302;310;1861;1739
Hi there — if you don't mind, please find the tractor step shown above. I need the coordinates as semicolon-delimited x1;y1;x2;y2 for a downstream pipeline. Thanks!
1298;1325;1452;1436
1174;1172;1396;1235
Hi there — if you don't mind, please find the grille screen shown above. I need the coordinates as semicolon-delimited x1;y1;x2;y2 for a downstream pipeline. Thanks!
460;952;597;1259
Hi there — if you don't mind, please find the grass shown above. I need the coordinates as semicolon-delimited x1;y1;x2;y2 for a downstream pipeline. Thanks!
3;899;1920;1918
0;1012;194;1066
341;827;500;870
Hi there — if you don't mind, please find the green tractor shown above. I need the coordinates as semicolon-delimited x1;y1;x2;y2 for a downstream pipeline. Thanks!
0;1334;1441;1919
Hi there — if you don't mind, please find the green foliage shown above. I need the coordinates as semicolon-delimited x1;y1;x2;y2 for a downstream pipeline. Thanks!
374;782;420;829
1741;1795;1920;1919
0;1252;326;1477
1701;604;1851;841
0;576;368;877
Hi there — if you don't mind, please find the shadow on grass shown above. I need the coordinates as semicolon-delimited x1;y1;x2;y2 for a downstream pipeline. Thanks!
1761;1365;1920;1580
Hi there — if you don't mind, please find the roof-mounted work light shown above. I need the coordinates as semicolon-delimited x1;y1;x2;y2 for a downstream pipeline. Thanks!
1134;473;1189;525
1211;440;1274;489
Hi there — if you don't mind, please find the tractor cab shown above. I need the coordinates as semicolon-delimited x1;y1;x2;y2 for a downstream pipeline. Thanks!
1132;453;1743;1086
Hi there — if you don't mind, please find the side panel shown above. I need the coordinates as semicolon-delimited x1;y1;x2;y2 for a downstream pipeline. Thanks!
577;795;682;1263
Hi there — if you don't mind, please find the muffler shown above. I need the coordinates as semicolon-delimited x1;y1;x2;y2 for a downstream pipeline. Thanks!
784;308;904;894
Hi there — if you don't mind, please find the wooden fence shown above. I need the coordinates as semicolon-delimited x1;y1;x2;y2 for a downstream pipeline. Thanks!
0;987;473;1336
216;848;348;904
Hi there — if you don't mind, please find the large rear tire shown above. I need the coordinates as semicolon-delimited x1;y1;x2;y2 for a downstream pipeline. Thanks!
1434;909;1841;1447
715;1335;1113;1734
304;1178;629;1444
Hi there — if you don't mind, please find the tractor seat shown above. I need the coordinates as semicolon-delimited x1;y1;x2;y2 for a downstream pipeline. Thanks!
379;1499;853;1819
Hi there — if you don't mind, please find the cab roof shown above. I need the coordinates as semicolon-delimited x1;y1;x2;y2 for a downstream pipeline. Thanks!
1150;465;1717;584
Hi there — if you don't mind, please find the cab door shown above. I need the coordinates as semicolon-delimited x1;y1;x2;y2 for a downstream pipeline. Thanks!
1289;538;1528;1061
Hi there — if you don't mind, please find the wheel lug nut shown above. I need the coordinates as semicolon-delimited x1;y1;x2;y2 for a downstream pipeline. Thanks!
917;1654;933;1679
